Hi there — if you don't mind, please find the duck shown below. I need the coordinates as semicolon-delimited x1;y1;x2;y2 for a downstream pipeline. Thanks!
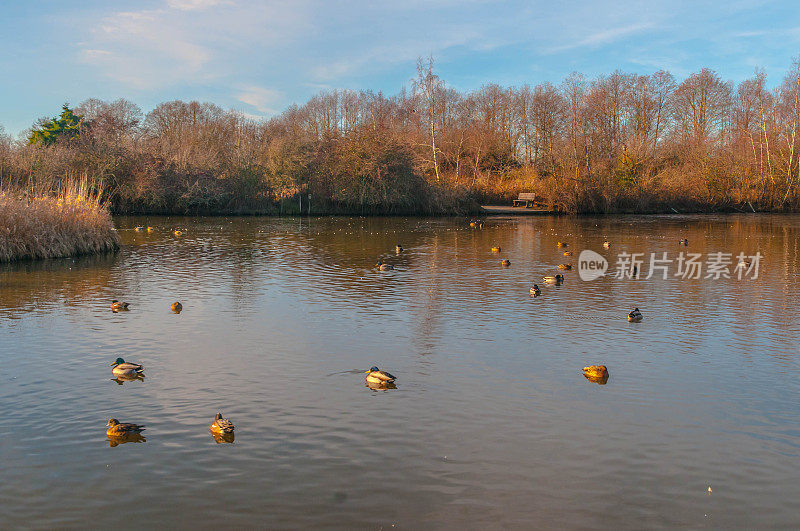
530;284;541;296
111;358;145;378
583;365;609;384
558;264;572;270
679;238;688;246
375;260;394;271
395;245;404;253
491;246;502;253
110;300;129;312
146;226;154;233
603;240;611;249
557;242;568;248
501;259;511;267
543;274;564;283
563;251;573;257
106;418;146;436
210;412;235;434
174;230;183;236
170;301;183;313
627;307;643;322
134;226;145;232
469;221;477;228
366;366;396;384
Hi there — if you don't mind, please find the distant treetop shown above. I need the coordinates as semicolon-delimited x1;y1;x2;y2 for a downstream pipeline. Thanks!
28;104;83;146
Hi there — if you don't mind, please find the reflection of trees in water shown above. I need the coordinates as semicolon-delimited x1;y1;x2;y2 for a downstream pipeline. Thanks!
0;252;118;317
4;215;798;372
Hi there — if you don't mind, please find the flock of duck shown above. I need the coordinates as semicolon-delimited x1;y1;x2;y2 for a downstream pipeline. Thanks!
369;227;657;387
105;300;238;445
106;293;397;444
108;223;658;442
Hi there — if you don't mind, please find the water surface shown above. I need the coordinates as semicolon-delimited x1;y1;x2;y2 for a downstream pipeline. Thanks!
1;214;799;529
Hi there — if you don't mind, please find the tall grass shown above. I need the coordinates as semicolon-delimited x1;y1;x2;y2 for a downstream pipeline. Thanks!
0;175;118;262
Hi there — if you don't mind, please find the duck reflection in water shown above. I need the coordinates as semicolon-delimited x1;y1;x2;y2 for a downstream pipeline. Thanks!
211;431;236;444
107;432;147;447
111;374;145;385
366;380;398;391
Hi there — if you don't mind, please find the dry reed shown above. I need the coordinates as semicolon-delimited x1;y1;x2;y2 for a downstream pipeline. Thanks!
0;176;118;262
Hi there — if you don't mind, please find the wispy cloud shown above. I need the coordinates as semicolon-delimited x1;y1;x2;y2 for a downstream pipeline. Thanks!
77;1;310;90
167;0;227;10
545;23;655;54
236;85;282;114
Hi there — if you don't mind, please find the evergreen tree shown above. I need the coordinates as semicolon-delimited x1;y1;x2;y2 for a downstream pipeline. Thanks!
28;104;83;146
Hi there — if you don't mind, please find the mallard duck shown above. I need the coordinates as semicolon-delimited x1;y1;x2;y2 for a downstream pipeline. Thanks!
491;246;501;253
557;242;568;248
583;365;609;384
110;300;129;312
501;259;511;267
530;284;541;296
134;226;145;232
603;240;611;249
627;307;643;322
366;366;396;384
563;251;573;257
395;245;404;253
558;264;572;270
470;221;477;228
679;238;688;246
583;365;609;379
106;418;146;436
146;226;154;233
170;301;183;313
543;274;564;283
174;230;183;236
375;260;394;271
111;358;144;378
210;412;235;434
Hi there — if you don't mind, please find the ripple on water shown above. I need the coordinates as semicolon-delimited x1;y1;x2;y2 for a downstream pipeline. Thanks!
1;214;799;528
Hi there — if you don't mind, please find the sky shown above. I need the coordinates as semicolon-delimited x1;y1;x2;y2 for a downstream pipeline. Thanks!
1;0;799;136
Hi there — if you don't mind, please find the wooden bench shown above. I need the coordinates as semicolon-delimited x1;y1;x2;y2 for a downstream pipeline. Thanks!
512;193;538;208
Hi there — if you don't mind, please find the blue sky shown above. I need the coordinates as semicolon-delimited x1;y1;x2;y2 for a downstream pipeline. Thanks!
1;0;799;135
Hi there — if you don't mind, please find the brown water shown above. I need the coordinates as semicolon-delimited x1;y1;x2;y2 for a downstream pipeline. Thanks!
1;215;799;529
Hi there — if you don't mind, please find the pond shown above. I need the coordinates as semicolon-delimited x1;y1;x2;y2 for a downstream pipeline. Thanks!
1;214;799;528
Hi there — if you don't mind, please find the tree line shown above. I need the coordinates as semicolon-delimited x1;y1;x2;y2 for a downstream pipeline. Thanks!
2;57;800;214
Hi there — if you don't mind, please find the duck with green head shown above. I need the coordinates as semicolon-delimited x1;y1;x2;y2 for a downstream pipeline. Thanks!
111;358;145;378
366;366;396;385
